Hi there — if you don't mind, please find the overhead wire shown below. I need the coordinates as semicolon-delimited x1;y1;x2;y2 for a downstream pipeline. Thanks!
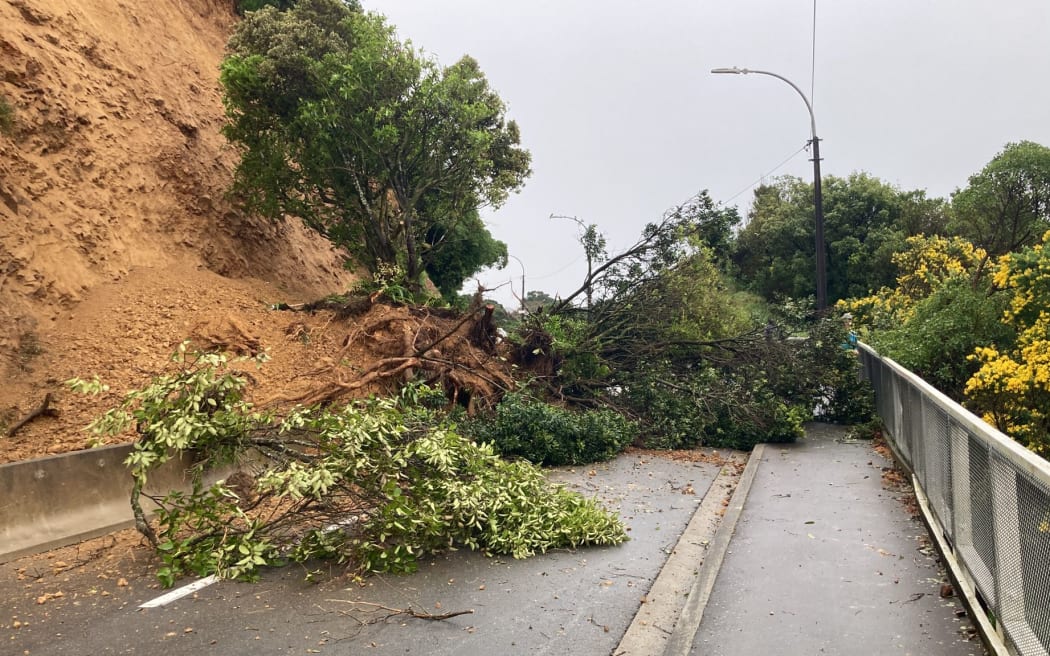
720;143;811;206
811;0;817;109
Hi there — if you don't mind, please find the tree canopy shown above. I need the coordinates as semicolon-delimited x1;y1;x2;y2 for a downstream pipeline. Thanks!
732;173;946;305
949;140;1050;256
220;0;530;294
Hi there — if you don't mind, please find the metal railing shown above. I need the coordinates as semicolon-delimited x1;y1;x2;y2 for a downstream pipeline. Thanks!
858;343;1050;656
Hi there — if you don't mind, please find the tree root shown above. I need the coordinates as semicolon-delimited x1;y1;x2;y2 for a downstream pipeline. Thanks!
263;302;514;410
6;392;58;437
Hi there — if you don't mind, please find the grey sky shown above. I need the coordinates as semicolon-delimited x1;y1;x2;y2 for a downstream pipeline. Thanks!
364;0;1050;307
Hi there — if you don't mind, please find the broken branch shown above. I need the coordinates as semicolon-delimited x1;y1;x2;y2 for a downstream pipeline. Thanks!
7;392;58;437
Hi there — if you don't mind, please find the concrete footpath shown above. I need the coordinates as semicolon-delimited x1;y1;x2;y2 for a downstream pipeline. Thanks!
676;423;982;656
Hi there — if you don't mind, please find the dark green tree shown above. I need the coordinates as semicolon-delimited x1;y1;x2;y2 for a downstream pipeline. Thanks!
220;0;530;291
522;290;557;313
949;141;1050;256
423;208;507;300
732;173;941;304
677;191;741;268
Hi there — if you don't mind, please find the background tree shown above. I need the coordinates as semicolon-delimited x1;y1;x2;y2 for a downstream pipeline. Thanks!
949;141;1050;256
732;173;944;305
522;290;557;314
677;191;741;271
221;0;530;291
732;178;814;301
422;207;508;301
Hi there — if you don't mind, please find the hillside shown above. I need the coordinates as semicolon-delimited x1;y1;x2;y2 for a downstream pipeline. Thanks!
0;0;360;460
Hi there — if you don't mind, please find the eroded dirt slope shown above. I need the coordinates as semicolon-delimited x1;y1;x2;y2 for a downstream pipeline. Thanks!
0;0;359;459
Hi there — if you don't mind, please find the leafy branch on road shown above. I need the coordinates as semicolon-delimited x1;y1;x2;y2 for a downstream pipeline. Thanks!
69;347;625;587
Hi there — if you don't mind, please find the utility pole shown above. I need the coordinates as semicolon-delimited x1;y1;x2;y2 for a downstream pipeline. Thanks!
711;66;828;310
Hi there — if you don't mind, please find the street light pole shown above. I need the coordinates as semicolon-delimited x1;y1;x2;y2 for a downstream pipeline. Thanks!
507;254;526;311
711;66;828;311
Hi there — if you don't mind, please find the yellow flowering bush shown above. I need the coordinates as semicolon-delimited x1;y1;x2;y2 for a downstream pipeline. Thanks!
838;235;988;329
965;231;1050;455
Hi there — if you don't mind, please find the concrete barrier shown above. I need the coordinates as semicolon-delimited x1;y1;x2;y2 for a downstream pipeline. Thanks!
0;444;198;563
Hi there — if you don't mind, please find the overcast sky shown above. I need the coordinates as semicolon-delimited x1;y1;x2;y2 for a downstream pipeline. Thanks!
364;0;1050;307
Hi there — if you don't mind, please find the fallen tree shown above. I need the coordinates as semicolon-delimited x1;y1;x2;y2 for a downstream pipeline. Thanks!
503;192;874;451
69;347;626;587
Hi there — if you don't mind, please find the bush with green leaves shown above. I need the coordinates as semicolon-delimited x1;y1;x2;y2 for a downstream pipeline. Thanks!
466;391;637;465
70;355;626;585
867;277;1013;399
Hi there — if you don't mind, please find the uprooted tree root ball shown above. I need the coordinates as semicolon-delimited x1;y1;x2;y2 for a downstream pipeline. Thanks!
258;296;514;412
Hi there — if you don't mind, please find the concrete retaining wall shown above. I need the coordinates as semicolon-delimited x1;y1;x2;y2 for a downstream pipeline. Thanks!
0;444;197;563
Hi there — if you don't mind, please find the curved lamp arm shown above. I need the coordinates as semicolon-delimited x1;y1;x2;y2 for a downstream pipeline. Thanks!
710;67;817;140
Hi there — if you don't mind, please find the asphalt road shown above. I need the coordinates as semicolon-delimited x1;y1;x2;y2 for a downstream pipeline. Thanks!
3;452;723;656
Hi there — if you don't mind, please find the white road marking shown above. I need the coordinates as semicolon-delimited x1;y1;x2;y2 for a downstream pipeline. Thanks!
139;575;219;609
138;516;360;610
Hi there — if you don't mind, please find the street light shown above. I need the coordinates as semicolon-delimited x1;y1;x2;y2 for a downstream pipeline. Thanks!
711;66;828;311
507;254;526;311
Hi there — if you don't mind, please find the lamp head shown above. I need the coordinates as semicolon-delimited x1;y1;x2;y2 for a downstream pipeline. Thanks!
710;67;749;75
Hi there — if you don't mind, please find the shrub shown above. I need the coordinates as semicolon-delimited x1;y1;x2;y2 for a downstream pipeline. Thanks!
965;233;1050;455
869;277;1012;398
466;392;637;465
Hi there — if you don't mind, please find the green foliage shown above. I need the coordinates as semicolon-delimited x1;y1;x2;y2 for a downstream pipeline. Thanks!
732;174;945;305
154;485;277;586
869;277;1012;398
466;392;637;466
221;0;530;290
73;359;625;585
234;0;299;15
843;234;1009;401
950;141;1050;256
70;344;263;462
620;362;808;451
619;316;872;451
352;422;626;569
679;192;741;270
800;318;876;425
964;232;1050;454
514;206;871;453
423;209;508;301
350;261;415;304
0;95;14;135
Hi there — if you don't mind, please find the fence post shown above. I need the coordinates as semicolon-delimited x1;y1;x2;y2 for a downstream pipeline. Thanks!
990;455;1026;648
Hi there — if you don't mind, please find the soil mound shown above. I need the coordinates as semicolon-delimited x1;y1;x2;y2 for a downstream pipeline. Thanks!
0;0;363;460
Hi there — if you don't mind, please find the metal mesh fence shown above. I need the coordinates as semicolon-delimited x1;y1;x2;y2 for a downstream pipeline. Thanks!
859;344;1050;656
